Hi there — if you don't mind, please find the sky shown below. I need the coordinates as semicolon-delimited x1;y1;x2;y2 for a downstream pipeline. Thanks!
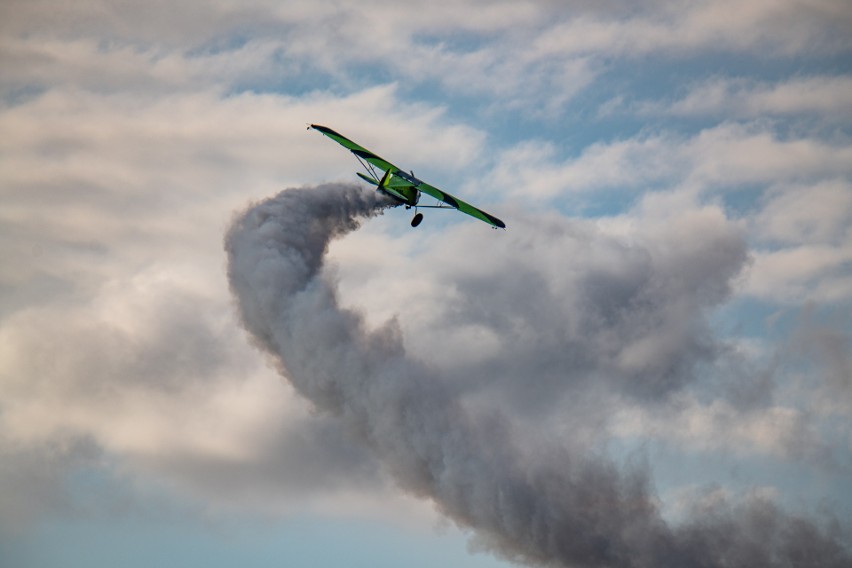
1;1;851;567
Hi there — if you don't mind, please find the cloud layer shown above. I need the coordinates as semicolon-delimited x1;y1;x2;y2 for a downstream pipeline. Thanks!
1;1;850;565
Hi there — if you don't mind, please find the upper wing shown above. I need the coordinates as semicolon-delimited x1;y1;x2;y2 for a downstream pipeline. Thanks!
310;124;399;174
417;181;506;229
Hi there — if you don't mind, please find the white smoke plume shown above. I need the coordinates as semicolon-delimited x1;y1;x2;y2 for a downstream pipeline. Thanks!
225;184;850;567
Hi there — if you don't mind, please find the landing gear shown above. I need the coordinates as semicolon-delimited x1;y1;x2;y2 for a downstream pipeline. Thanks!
411;212;424;227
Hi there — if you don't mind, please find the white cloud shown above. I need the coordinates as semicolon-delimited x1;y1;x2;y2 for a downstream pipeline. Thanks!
0;80;489;527
1;0;850;559
754;180;852;245
739;180;852;304
6;1;848;116
0;265;398;525
653;76;852;119
531;0;852;58
741;244;852;303
486;123;852;200
485;136;677;198
685;123;852;187
0;84;484;277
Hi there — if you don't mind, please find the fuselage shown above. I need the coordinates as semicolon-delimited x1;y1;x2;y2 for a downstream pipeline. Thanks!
381;186;419;206
359;170;421;206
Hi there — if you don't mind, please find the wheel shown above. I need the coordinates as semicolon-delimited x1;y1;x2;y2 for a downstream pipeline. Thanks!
411;212;424;227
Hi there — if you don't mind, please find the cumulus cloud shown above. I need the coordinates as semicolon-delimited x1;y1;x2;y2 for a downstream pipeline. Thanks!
0;82;485;313
0;77;487;528
0;263;395;526
1;0;850;564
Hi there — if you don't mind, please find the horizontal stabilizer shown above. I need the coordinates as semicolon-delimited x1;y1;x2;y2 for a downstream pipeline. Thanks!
356;171;378;185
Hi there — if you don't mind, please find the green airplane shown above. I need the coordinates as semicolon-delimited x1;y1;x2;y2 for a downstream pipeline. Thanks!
309;124;506;229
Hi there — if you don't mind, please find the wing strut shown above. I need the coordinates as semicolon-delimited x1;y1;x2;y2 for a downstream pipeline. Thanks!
354;153;381;181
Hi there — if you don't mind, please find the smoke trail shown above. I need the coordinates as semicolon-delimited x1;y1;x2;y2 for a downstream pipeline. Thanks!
225;184;850;568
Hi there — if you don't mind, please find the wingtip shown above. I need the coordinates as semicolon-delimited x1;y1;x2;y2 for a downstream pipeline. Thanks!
309;124;339;137
485;213;506;229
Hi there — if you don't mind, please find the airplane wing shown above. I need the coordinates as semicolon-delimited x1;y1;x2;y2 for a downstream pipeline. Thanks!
309;124;400;174
417;181;506;229
310;123;506;229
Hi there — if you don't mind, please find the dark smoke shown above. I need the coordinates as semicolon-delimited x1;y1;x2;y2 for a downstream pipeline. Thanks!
225;184;850;568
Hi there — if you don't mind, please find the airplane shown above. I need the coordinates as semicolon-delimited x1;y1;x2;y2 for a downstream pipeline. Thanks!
309;124;506;229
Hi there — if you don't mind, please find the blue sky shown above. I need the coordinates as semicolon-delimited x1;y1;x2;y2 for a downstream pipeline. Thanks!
1;1;851;566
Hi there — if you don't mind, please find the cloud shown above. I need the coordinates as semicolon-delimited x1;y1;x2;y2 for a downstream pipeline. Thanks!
740;181;852;304
485;137;674;198
631;76;852;119
1;0;850;564
686;124;852;187
754;181;852;245
0;264;392;526
531;1;852;58
0;79;487;527
791;317;852;416
741;245;852;304
487;123;852;200
0;83;484;307
0;434;101;535
7;1;848;115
